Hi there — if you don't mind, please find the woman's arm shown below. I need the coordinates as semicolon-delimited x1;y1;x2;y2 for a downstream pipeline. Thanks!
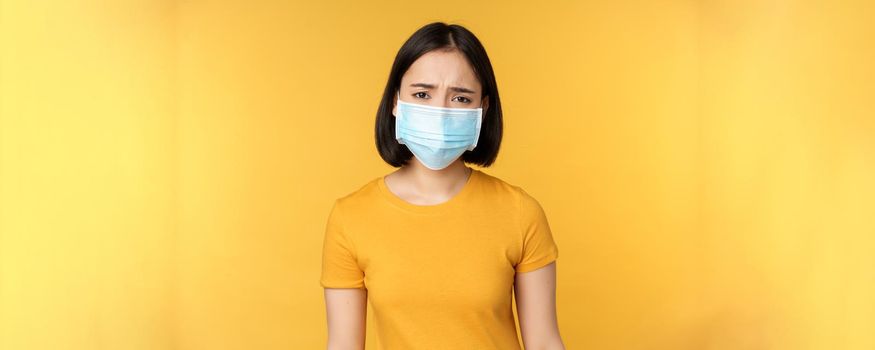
324;288;368;350
514;261;566;350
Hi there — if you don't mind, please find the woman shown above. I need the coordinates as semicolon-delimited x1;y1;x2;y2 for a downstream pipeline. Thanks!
320;22;564;350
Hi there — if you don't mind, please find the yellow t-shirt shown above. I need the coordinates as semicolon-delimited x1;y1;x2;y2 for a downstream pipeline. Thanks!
319;168;559;349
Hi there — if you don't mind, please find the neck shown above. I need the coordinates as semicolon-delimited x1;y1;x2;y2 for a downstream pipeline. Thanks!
398;159;472;195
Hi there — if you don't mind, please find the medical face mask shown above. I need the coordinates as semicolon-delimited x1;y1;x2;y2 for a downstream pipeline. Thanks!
394;91;484;170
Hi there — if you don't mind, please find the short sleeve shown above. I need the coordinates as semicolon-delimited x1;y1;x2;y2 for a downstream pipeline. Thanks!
515;189;559;273
319;199;366;288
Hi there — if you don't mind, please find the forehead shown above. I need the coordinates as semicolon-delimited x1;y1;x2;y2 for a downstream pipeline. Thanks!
401;49;481;89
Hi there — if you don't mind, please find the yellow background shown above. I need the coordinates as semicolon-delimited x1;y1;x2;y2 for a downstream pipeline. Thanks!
1;0;873;349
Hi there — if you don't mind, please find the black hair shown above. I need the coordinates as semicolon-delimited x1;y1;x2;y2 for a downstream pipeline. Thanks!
375;22;503;168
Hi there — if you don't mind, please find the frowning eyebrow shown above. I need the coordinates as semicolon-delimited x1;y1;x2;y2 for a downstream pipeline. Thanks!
409;83;477;94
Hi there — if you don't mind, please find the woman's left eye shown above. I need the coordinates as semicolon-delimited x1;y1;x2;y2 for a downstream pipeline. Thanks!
453;96;471;103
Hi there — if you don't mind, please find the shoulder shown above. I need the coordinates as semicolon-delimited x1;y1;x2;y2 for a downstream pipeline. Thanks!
473;169;541;210
331;175;382;211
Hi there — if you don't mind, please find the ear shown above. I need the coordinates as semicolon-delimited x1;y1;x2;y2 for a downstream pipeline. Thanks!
481;95;490;114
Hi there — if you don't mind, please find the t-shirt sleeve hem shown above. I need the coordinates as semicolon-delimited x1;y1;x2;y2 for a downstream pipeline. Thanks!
514;250;559;273
320;279;366;289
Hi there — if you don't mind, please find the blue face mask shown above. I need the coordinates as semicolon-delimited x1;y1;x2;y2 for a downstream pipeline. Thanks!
394;91;483;170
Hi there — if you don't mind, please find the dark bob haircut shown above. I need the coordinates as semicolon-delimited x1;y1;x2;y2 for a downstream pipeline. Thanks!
375;22;503;168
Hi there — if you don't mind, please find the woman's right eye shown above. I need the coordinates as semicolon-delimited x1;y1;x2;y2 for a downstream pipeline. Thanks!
413;92;429;99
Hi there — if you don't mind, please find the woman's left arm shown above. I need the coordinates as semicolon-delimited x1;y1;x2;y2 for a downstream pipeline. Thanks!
514;261;566;350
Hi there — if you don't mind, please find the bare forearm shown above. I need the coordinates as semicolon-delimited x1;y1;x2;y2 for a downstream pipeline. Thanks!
524;338;566;350
326;338;365;350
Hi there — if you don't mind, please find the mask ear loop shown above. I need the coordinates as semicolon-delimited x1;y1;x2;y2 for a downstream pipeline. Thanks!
394;89;406;146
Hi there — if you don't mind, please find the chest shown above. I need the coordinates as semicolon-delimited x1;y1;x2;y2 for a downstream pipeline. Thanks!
351;212;521;312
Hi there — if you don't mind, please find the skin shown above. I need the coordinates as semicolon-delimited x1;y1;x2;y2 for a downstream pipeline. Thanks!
324;48;565;350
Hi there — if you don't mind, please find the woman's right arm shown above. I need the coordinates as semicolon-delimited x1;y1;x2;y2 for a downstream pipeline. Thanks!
324;287;368;350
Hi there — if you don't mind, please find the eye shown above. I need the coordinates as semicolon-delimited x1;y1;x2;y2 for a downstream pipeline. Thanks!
453;96;472;103
413;92;429;99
